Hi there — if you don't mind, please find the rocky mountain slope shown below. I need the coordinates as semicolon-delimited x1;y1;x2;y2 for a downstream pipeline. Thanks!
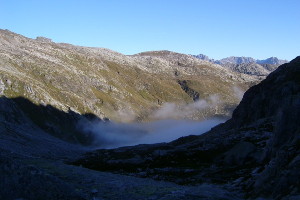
0;29;264;122
220;63;273;76
73;57;300;199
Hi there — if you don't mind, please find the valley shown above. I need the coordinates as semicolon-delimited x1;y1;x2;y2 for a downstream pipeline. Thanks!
0;29;299;200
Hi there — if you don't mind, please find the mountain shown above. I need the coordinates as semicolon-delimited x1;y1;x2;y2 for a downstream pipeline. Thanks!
0;30;269;200
216;56;256;65
216;56;288;65
220;63;271;76
193;54;288;76
257;56;288;65
193;54;214;62
194;54;288;65
0;29;263;122
0;28;299;199
73;57;300;199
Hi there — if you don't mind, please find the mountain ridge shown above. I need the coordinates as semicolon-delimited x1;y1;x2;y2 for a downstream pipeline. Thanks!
193;53;288;65
0;29;265;122
193;53;288;77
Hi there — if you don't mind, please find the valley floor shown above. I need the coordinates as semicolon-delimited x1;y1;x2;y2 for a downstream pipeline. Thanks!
18;158;244;200
0;147;243;200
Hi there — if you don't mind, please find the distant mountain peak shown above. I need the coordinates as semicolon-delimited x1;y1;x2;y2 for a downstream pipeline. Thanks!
192;54;289;77
217;56;256;65
193;53;288;65
193;54;213;62
256;57;288;65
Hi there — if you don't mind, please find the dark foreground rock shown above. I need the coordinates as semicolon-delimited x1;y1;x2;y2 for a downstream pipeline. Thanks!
72;57;300;199
0;155;84;200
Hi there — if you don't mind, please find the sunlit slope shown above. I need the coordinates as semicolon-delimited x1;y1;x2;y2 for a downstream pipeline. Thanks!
0;30;261;121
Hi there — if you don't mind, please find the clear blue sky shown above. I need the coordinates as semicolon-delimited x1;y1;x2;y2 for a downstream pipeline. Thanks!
0;0;299;60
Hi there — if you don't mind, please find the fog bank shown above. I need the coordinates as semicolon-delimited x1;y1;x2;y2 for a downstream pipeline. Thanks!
79;118;225;149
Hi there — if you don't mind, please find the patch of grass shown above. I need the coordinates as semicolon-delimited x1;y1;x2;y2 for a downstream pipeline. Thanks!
91;87;117;109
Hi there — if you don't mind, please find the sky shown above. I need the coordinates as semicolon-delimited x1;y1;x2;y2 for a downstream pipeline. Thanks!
0;0;299;60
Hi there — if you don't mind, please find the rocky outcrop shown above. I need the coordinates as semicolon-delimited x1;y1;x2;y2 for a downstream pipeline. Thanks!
193;54;214;62
226;56;300;198
226;56;300;128
177;80;200;101
72;57;300;199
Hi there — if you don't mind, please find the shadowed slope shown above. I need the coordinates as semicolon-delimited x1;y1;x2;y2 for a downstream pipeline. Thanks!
0;96;102;145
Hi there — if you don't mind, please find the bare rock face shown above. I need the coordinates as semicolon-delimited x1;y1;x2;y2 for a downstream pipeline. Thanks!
36;36;53;43
72;57;300;199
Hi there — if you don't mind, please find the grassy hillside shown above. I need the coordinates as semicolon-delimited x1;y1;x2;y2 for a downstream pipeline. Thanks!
0;30;261;122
